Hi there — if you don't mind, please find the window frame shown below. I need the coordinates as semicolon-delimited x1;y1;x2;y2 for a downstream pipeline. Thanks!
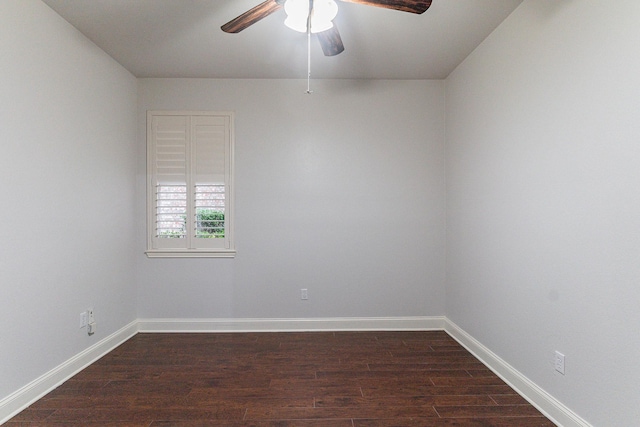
146;110;235;258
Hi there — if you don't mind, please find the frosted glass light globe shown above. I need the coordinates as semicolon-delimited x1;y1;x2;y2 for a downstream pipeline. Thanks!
284;0;338;33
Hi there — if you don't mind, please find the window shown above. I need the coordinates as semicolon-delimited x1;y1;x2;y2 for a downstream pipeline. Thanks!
146;111;235;257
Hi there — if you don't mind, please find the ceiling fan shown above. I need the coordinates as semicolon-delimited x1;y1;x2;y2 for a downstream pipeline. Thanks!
221;0;433;57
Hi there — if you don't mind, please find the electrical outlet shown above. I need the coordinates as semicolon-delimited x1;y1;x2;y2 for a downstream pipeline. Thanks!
79;311;88;328
87;308;96;336
301;289;308;300
554;351;565;375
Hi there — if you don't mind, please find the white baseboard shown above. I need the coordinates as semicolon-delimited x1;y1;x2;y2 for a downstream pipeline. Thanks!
0;320;138;425
137;316;445;333
444;319;592;427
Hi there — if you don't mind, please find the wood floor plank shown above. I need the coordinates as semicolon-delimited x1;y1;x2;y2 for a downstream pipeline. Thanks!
6;332;556;426
315;395;497;407
150;421;355;427
354;418;556;427
245;405;439;420
5;422;150;427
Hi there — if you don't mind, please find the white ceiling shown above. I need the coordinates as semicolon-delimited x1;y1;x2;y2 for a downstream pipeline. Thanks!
42;0;523;79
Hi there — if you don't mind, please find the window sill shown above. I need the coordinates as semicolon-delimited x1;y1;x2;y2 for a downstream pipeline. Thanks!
145;249;236;258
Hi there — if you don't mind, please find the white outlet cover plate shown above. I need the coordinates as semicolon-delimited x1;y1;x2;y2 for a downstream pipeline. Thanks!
554;351;565;375
80;312;88;328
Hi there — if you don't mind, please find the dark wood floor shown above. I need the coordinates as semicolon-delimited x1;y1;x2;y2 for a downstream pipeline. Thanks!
7;331;556;426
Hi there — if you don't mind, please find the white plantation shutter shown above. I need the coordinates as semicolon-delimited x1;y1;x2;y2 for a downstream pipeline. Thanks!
151;115;188;249
193;115;227;183
154;115;187;180
147;111;234;257
191;115;230;249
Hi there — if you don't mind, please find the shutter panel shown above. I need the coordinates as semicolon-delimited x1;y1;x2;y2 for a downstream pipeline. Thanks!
192;116;229;248
152;116;188;248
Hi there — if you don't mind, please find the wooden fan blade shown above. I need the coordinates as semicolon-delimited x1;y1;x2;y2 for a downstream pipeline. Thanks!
339;0;432;14
221;0;284;33
317;25;345;56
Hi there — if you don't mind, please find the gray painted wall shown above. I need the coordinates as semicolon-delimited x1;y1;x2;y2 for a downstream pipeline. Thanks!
0;0;138;400
445;1;640;425
136;79;446;319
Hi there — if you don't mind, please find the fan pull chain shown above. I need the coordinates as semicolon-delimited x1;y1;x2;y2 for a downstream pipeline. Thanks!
306;0;313;94
306;29;312;94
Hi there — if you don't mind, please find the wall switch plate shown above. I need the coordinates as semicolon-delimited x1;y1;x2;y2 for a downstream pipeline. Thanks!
80;311;88;328
301;289;308;300
554;351;565;375
88;309;95;324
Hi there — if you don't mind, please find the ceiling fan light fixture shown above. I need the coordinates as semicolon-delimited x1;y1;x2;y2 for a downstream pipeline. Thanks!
284;0;338;34
311;0;338;32
284;0;309;33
